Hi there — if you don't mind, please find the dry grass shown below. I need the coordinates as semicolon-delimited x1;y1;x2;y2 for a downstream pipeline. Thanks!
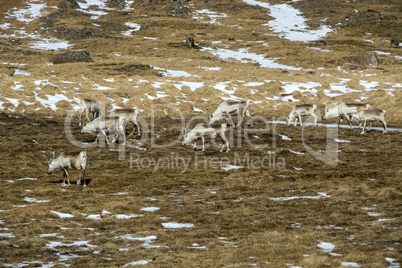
0;113;401;267
0;0;401;266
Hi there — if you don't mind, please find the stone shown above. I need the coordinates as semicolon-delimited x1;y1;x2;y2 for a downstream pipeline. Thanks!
53;50;94;64
349;51;379;66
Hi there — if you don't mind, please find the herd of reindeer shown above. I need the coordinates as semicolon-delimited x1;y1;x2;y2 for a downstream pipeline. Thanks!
45;98;388;187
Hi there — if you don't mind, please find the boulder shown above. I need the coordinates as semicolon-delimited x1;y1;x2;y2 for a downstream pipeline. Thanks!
391;38;399;47
349;51;379;66
53;50;94;64
107;0;126;9
58;0;80;10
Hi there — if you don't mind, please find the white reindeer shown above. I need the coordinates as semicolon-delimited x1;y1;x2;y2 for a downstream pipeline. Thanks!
351;109;387;134
322;103;370;128
109;108;141;136
286;104;317;126
81;116;126;145
79;99;101;127
46;151;87;187
210;100;252;127
182;123;230;152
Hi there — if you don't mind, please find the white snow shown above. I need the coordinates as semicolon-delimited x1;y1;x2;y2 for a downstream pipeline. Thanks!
341;262;359;267
317;241;335;253
123;260;152;267
122;22;141;36
7;2;46;23
222;165;244;171
269;192;330;201
115;214;142;219
140;207;160;212
50;210;74;219
86;214;101;220
278;134;292;141
243;0;333;42
162;222;195;229
24;197;50;203
201;47;301;70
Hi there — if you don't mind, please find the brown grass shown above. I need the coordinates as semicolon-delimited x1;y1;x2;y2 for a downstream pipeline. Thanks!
0;0;401;266
0;112;401;267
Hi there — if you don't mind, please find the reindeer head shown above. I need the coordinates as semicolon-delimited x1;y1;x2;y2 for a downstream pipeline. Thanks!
180;127;191;146
285;115;292;126
44;151;56;174
209;113;218;124
221;112;234;127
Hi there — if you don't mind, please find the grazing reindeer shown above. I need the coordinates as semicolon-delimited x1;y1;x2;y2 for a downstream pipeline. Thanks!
351;109;387;134
322;103;370;128
286;104;318;126
46;151;87;187
181;122;231;153
81;116;126;145
210;100;252;127
109;108;141;136
79;99;101;127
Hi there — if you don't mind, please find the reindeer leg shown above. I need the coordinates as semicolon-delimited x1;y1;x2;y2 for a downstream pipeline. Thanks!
223;136;229;153
127;122;134;136
248;115;253;127
136;121;141;136
62;168;70;186
94;133;99;144
77;168;81;186
79;110;84;126
62;171;67;186
85;109;91;124
219;134;224;153
193;141;197;151
298;113;303;127
312;114;317;127
82;169;87;187
360;120;367;134
344;114;353;129
101;129;110;144
381;119;387;133
120;130;127;145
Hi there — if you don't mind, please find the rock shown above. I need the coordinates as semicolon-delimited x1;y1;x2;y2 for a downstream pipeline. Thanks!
185;37;195;48
53;50;94;64
349;51;379;66
314;40;327;46
172;0;189;18
49;27;103;40
58;0;80;10
391;38;399;47
22;50;38;56
107;0;125;9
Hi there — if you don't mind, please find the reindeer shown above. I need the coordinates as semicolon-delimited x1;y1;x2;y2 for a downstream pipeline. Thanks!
286;104;317;126
79;99;101;127
322;103;370;128
81;116;126;145
109;108;141;136
45;151;87;187
351;109;387;134
209;100;252;127
181;123;230;152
